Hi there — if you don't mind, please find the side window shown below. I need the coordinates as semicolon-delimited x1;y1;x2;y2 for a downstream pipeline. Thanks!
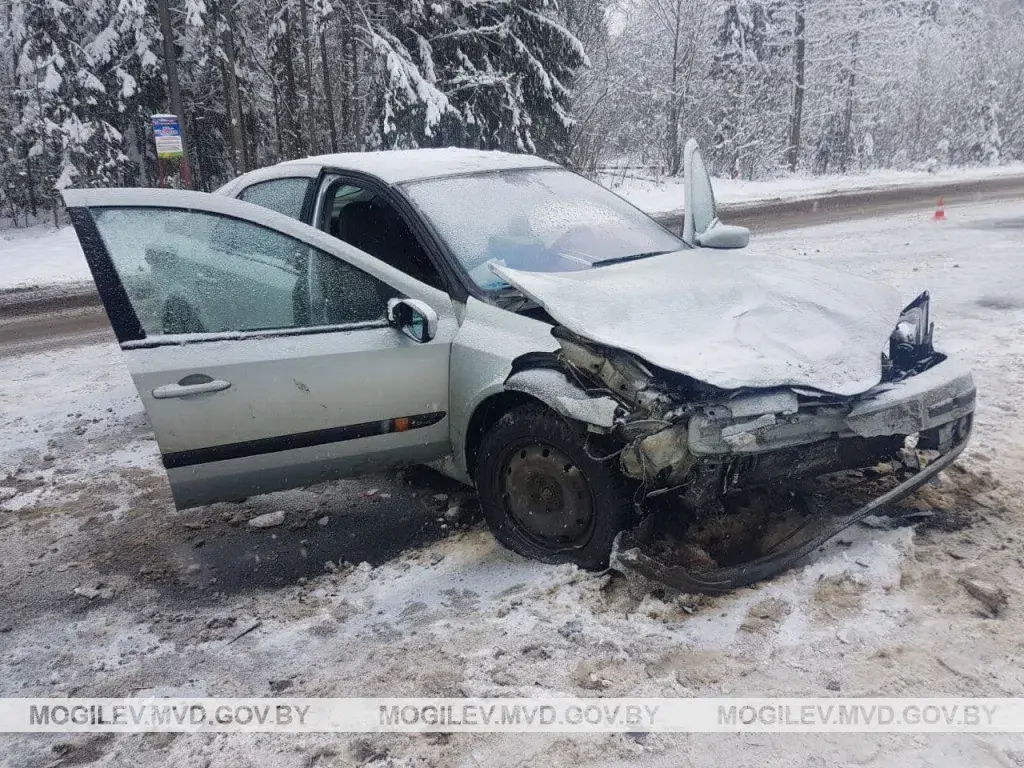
239;178;311;220
91;207;393;337
320;180;445;291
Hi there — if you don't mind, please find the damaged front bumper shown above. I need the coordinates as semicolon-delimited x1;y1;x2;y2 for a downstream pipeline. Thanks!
510;328;976;591
610;411;972;593
618;356;975;502
688;359;975;455
608;358;975;592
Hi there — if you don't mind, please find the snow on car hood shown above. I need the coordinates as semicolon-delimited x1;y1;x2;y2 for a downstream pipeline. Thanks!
492;250;906;396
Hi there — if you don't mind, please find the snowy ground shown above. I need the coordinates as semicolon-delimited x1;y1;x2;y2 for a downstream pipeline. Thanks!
2;199;1024;767
2;164;1023;293
0;225;91;291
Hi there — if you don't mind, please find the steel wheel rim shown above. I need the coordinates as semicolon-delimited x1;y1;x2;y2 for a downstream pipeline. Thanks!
498;440;595;551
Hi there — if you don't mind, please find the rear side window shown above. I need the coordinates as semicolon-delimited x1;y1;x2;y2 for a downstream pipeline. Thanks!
239;178;311;220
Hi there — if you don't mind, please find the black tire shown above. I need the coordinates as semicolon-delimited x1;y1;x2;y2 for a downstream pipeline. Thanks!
475;404;632;569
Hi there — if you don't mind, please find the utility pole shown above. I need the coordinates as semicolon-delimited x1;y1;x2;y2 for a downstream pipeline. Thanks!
156;0;193;188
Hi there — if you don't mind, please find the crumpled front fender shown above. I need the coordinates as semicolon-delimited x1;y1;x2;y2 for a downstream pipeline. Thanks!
504;368;619;429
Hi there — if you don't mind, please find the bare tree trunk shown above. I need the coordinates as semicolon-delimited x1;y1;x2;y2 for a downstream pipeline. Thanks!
298;0;318;153
320;30;339;152
840;30;859;172
787;0;806;172
343;17;360;148
223;8;248;174
282;7;304;156
339;19;350;145
156;0;193;188
25;154;37;218
352;24;361;145
272;79;284;159
219;60;237;175
666;0;683;175
125;122;146;186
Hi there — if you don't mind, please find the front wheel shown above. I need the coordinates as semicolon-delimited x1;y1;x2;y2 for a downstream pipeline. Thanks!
475;404;632;569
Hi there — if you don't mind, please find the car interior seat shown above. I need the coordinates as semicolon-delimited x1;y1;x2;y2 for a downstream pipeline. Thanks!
334;200;440;288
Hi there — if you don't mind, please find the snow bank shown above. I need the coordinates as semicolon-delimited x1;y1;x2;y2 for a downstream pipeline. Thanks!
0;224;92;291
606;162;1024;217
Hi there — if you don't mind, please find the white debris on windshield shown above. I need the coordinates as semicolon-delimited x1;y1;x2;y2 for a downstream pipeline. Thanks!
402;168;683;288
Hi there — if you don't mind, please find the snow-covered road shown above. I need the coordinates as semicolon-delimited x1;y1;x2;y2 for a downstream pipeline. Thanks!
2;163;1023;294
604;162;1024;218
2;200;1024;767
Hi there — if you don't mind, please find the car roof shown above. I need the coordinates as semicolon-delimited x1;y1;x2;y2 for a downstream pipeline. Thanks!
276;147;556;184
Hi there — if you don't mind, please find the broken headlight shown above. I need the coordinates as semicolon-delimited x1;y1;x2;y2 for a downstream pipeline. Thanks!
889;291;935;370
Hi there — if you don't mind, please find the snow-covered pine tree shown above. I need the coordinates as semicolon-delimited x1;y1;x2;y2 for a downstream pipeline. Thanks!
710;0;790;178
363;0;587;161
1;1;41;224
174;0;228;186
13;0;160;201
992;2;1024;162
972;79;1002;166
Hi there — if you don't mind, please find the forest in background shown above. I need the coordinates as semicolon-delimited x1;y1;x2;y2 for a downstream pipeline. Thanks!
1;0;1023;224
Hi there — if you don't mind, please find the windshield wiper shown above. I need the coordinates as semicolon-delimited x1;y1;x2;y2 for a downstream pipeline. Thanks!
592;250;673;267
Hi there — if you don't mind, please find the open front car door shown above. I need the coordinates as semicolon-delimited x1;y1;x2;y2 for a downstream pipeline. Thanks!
63;188;454;509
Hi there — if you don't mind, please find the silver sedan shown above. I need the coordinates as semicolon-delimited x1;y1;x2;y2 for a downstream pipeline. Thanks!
63;140;974;584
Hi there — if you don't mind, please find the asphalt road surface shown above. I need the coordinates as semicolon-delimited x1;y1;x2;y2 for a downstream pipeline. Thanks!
0;303;114;358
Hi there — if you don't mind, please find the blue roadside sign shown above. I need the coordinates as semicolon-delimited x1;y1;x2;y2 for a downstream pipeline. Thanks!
152;114;183;159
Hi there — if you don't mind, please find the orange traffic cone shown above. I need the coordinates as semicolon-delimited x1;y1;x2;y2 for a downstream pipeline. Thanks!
933;197;946;221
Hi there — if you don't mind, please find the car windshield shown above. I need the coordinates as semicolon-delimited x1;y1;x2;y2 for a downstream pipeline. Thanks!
401;168;684;291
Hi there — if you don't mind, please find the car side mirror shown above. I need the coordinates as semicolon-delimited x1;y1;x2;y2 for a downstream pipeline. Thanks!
682;139;751;250
682;139;717;245
387;298;438;343
696;222;751;250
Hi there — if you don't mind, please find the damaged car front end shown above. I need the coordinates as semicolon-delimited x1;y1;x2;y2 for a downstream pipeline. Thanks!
504;288;975;593
474;139;977;592
62;139;976;593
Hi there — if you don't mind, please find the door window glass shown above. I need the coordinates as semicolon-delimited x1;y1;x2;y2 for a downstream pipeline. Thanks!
238;178;311;220
321;180;445;290
91;208;393;337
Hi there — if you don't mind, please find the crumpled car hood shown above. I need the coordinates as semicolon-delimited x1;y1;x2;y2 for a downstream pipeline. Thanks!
492;250;906;396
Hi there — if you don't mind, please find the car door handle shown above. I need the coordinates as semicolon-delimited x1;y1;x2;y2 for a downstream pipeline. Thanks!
152;376;232;399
